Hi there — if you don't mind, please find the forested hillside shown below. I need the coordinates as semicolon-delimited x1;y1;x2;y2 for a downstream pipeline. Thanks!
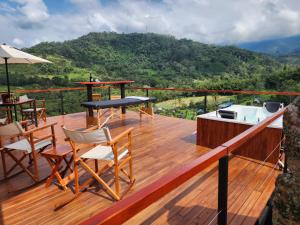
26;32;281;87
1;32;299;92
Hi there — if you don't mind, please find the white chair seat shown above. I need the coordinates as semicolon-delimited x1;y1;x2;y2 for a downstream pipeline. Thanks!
22;108;44;112
4;138;52;153
81;145;128;161
0;118;6;125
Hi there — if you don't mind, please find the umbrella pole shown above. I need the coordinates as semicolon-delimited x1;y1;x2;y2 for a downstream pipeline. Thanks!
4;58;10;95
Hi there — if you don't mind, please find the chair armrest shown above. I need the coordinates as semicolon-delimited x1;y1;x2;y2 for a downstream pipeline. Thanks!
84;125;99;131
108;127;134;145
23;122;57;135
35;99;46;108
20;120;29;131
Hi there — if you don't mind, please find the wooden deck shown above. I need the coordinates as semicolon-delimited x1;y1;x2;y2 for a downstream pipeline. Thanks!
0;112;280;225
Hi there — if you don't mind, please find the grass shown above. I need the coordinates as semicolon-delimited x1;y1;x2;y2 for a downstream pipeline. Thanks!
155;95;235;110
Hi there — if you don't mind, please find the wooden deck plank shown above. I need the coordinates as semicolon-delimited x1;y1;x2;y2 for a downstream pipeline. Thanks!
0;112;280;225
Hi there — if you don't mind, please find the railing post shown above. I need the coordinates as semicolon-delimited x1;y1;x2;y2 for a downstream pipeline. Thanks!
108;87;111;100
204;93;207;113
284;153;288;173
60;91;64;115
218;155;228;225
120;83;126;114
146;89;149;107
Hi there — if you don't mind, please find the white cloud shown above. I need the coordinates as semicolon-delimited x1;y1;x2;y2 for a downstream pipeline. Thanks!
11;0;49;29
0;0;300;47
279;9;298;21
12;37;24;46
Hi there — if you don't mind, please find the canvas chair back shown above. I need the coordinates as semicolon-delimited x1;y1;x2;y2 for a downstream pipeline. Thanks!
62;126;112;157
19;95;29;102
92;94;101;101
0;122;24;137
111;95;121;100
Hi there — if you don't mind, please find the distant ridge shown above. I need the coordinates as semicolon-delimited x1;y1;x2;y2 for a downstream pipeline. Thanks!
238;34;300;56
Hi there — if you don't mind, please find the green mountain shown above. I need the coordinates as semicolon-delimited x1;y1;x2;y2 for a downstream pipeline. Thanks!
22;32;280;88
238;34;300;55
238;35;300;65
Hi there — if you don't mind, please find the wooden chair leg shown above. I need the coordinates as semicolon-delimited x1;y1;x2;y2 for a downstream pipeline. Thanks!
5;150;37;182
45;157;68;190
6;153;27;176
43;110;47;122
31;150;40;181
114;164;120;198
95;160;98;173
1;150;7;179
80;160;120;200
74;160;79;195
129;157;134;182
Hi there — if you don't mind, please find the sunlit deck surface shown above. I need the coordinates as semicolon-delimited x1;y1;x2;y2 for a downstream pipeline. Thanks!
0;111;280;225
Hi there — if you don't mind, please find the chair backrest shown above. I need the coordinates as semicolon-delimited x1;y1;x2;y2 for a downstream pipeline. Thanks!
62;126;112;156
19;95;29;102
0;118;7;125
111;95;121;100
92;94;101;101
263;102;284;113
63;126;111;144
0;122;24;137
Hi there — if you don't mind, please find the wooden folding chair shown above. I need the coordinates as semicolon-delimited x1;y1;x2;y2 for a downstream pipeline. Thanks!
0;107;11;124
0;117;7;125
110;95;122;119
62;125;135;201
0;121;56;182
19;95;47;123
92;93;101;101
90;95;122;128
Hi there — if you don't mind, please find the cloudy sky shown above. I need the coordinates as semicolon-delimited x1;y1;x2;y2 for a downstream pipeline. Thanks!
0;0;300;47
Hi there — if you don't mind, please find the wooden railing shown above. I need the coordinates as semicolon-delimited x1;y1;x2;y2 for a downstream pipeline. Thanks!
127;86;300;96
80;108;285;225
14;85;300;96
14;86;299;116
15;86;109;94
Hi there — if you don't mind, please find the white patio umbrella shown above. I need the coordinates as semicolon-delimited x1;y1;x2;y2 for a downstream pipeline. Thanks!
0;44;52;95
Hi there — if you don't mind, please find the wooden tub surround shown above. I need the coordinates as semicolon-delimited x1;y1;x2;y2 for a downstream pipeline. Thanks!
197;108;283;164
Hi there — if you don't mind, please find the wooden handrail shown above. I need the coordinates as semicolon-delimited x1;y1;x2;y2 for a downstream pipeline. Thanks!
80;108;286;225
15;86;300;96
127;86;300;96
15;86;109;94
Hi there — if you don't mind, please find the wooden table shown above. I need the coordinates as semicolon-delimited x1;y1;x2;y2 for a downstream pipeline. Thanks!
76;81;135;116
41;145;73;191
0;99;38;126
